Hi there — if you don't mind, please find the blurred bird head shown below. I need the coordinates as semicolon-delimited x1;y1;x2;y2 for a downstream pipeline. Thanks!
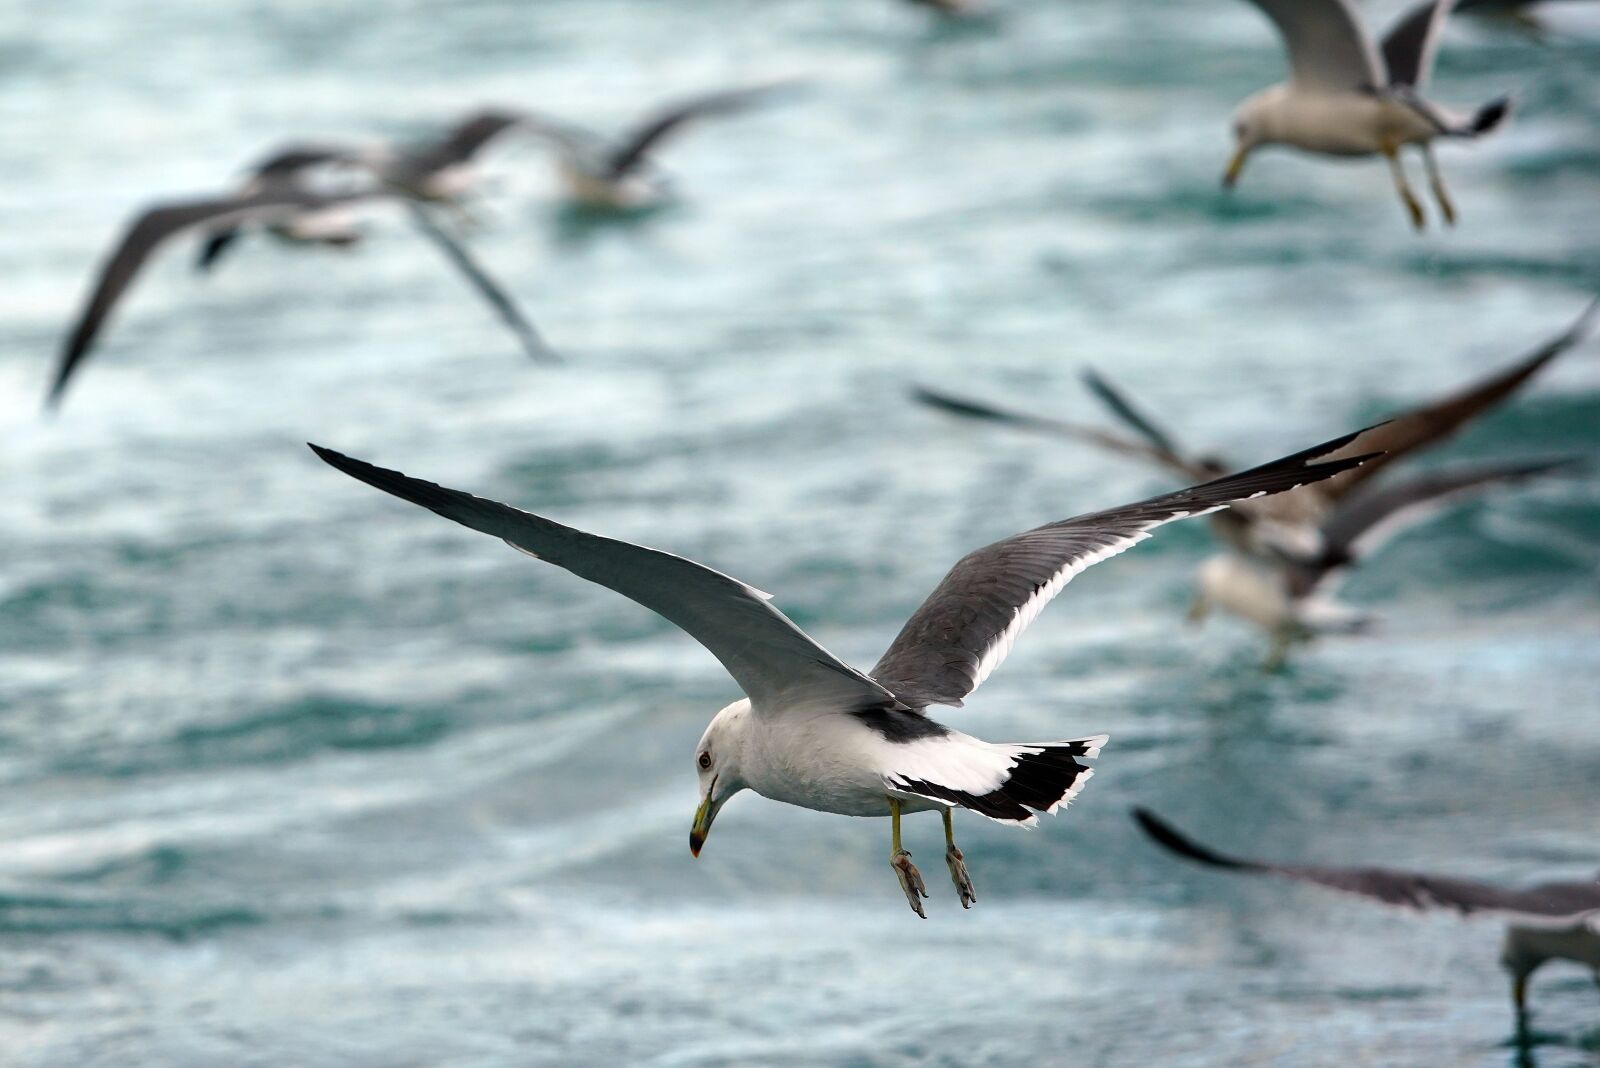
1223;89;1280;188
690;698;752;857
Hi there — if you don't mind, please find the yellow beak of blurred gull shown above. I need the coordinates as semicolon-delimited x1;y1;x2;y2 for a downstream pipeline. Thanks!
311;430;1376;917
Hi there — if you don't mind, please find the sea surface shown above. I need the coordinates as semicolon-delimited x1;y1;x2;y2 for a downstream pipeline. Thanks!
2;1;1598;1065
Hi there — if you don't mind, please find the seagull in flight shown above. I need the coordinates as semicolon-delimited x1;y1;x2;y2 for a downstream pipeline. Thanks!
1223;0;1512;229
47;179;556;410
914;301;1594;665
1134;808;1600;1028
311;429;1376;916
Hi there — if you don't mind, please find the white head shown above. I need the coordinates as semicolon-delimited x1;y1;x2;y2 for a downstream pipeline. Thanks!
688;698;753;858
1223;87;1287;189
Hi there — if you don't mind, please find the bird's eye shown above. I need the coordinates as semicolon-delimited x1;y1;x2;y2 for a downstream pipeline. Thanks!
697;752;712;770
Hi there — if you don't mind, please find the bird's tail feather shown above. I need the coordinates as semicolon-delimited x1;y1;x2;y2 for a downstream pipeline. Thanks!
1465;95;1512;136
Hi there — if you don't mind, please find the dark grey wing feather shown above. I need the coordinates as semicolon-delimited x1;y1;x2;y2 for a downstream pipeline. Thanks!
1135;808;1600;926
912;384;1207;477
1307;299;1596;505
402;202;559;364
388;110;525;185
309;446;899;712
1079;369;1224;482
194;227;245;273
606;84;793;179
1383;0;1456;87
870;428;1380;709
1294;457;1582;593
48;191;350;410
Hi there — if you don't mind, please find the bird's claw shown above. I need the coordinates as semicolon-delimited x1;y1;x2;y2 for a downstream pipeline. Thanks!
946;845;977;909
892;849;928;918
1403;191;1426;231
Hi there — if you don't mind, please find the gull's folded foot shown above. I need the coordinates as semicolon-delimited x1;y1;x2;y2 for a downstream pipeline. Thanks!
1401;188;1426;231
1432;182;1457;227
892;849;929;918
946;845;977;909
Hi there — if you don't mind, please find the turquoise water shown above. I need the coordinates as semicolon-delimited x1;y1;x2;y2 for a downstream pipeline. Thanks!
2;1;1599;1065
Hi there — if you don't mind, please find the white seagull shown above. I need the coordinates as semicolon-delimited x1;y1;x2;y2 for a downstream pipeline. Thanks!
1224;0;1512;229
1134;808;1600;1028
311;429;1375;916
915;301;1594;665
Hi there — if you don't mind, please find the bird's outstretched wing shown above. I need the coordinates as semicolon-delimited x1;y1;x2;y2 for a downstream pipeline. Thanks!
912;384;1209;479
1079;369;1226;482
399;110;526;177
48;190;368;410
1236;0;1386;91
401;202;559;364
1382;0;1458;88
1288;456;1582;595
868;428;1379;710
1307;298;1597;506
1134;808;1600;928
309;446;900;713
606;83;796;179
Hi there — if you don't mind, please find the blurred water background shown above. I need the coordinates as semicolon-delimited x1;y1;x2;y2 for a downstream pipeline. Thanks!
2;1;1599;1065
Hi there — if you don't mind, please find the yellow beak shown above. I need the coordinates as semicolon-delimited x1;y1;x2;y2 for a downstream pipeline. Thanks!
1222;145;1249;189
689;792;715;858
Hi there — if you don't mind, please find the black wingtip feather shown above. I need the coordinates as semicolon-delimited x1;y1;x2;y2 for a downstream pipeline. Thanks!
1132;807;1259;872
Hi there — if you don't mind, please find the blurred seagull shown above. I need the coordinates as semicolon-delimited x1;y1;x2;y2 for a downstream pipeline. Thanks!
522;83;799;209
47;183;555;410
310;429;1376;916
194;111;529;272
1133;808;1600;1027
1224;0;1512;229
915;301;1594;665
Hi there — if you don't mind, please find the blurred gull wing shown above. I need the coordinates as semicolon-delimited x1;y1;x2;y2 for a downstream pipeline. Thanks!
1382;0;1459;88
1135;808;1600;927
869;429;1379;710
605;83;798;180
401;202;559;363
912;384;1203;478
308;446;900;713
1078;369;1223;481
1237;0;1387;91
1307;298;1598;506
1292;456;1583;594
396;109;527;178
48;190;373;410
196;144;370;274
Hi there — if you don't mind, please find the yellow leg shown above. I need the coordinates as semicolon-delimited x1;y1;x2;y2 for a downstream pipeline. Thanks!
1383;141;1426;231
1420;144;1456;227
889;798;928;918
942;807;977;908
1186;594;1209;626
1263;629;1294;673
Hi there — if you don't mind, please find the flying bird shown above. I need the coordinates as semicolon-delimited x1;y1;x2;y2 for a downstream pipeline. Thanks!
914;301;1594;665
48;183;555;410
310;428;1376;916
1223;0;1512;229
1133;808;1600;1027
521;84;799;210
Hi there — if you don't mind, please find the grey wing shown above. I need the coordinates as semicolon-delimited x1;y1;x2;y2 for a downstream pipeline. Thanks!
309;446;899;712
1134;808;1600;927
1308;298;1597;507
1237;0;1387;90
1297;457;1581;593
912;384;1206;478
401;202;560;364
870;428;1379;709
48;191;340;410
1382;0;1458;88
1079;369;1228;482
606;83;794;179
